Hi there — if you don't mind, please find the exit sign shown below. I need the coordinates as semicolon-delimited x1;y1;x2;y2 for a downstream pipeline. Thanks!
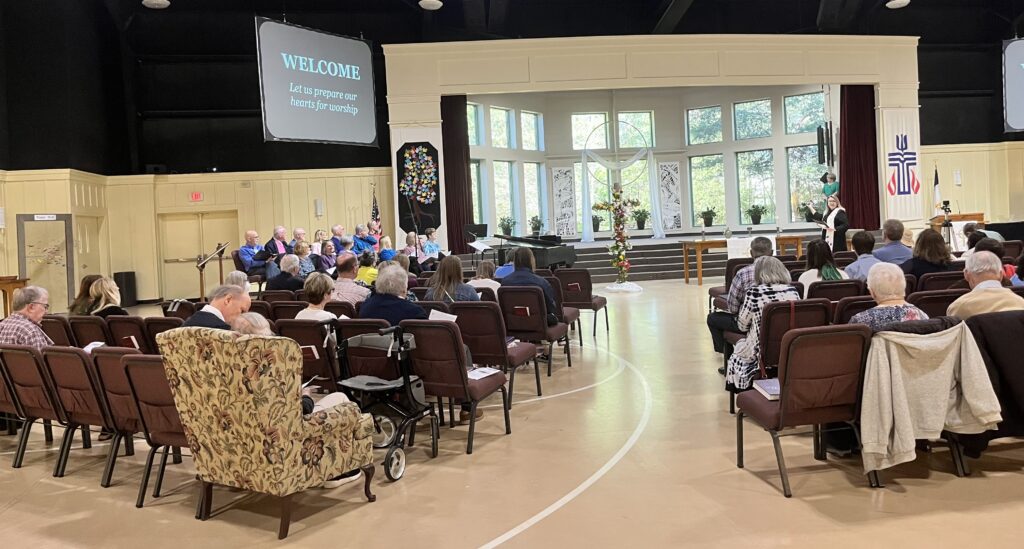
189;192;204;202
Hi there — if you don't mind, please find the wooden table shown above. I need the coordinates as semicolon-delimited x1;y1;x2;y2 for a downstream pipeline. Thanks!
0;277;29;317
682;239;727;285
775;235;805;258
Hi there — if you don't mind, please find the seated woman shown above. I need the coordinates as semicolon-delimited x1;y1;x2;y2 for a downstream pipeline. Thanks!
393;253;420;289
468;260;502;292
316;241;338;276
296;273;339;322
338;235;355;256
725;256;801;393
797;239;849;297
425;256;480;303
377;260;418;301
354;250;379;285
500;247;558;324
69;274;102;315
224;270;250;290
850;262;929;331
368;222;383;251
358;264;427;326
293;242;318;280
901;228;952;279
309;229;329;255
90;277;129;318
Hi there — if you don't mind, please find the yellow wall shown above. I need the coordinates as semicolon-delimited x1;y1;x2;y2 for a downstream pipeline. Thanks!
0;167;394;303
919;142;1024;223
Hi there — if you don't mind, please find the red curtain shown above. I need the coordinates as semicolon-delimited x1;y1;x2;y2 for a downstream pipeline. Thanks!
440;95;473;255
838;85;880;230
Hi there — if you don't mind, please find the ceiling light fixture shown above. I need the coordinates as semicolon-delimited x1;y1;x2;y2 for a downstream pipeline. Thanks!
885;0;910;9
142;0;171;8
418;0;443;11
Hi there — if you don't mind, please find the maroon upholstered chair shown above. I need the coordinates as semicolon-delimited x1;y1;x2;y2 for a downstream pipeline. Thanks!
949;261;967;271
275;319;340;390
336;319;398;379
554;269;608;337
325;300;356;319
1002;240;1023;259
91;346;142;487
124;354;190;509
535;268;555;278
918;271;966;291
450;301;541;405
41;315;76;347
160;300;195;320
544;276;582;347
410;287;429;300
69;316;114;346
476;287;497;302
248;300;272;319
40;347;113;477
417;301;450;316
270;301;307;321
231;249;265;293
293;290;307;302
736;324;875;497
0;345;66;468
497;286;571;377
835;257;855;269
834;251;858;261
107;316;155;354
709;258;755;310
904;274;917;297
807;279;865;301
907;289;970;318
833;296;877;324
783;261;804;272
400;320;511;454
144;317;183;345
260;290;295;303
776;254;798;262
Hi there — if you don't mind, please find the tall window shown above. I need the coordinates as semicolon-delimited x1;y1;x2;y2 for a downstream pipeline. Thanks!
784;92;826;135
523;163;544;232
787;145;823;223
467;103;482;146
733;99;772;140
574;162;610;231
686;106;722;145
493;161;515;231
736;150;776;224
620;160;652;228
572;113;608;150
521;111;542;151
617;111;654;148
689;154;725;226
469;160;484;224
490;107;512;148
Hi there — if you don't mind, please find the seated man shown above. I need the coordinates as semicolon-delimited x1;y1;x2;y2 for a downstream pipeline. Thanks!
947;251;1024;319
266;254;305;292
843;231;881;281
952;238;1013;288
500;247;558;324
964;221;1004;243
183;284;251;330
331;253;371;304
351;224;378;255
0;286;53;348
289;227;307;249
264;225;293;258
238;230;270;276
873;219;912;265
706;236;773;354
329;224;346;253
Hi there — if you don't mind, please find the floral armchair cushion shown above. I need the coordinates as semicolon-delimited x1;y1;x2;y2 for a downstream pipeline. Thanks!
156;327;374;497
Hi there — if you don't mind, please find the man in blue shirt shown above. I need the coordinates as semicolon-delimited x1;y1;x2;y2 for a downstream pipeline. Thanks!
330;224;346;252
873;219;912;265
351;224;378;254
844;231;882;281
422;227;442;256
238;230;268;276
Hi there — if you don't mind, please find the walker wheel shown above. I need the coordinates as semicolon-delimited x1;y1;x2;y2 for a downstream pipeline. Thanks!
384;446;406;481
372;415;397;449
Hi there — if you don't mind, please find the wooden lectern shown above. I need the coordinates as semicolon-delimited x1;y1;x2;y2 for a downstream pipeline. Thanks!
928;212;985;233
0;277;29;317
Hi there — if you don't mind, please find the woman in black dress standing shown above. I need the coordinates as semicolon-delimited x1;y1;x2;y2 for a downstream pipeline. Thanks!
805;195;849;252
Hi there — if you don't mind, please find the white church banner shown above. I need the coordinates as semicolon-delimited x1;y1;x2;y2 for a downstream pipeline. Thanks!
551;167;577;237
658;161;682;230
880;108;924;222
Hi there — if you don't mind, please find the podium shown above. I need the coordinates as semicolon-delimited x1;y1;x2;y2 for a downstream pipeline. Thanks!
928;212;985;233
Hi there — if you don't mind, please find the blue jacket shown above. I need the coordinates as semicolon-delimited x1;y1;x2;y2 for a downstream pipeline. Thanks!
238;244;266;271
358;292;427;327
873;242;912;265
352;234;378;255
500;268;558;316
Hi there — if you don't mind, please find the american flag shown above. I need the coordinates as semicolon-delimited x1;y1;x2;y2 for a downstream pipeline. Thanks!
370;190;381;223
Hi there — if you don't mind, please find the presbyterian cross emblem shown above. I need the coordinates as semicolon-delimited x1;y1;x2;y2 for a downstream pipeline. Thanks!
886;134;920;196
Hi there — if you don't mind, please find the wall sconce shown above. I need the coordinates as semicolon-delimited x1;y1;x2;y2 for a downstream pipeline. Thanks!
314;199;324;219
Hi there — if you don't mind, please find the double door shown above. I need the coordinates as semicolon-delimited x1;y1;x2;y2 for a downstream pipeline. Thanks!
159;211;238;300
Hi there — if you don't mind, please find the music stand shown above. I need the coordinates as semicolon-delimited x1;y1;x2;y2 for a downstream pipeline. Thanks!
196;242;230;302
464;224;489;267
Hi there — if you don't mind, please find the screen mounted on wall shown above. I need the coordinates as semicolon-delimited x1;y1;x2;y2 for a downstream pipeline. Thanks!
1005;38;1024;132
255;17;378;146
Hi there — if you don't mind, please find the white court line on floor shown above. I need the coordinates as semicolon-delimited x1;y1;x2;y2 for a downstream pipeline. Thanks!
479;346;653;548
480;356;626;409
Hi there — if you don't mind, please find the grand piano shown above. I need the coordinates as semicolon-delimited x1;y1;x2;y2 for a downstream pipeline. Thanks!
491;234;577;269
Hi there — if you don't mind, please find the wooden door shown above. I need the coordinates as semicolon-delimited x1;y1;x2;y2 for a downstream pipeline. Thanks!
159;211;238;300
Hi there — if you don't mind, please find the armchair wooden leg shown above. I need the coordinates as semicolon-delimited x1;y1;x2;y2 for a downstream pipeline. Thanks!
12;418;35;468
770;431;792;498
53;423;77;477
736;411;744;468
466;402;479;455
361;464;376;502
153;446;170;498
101;432;123;488
277;494;294;540
136;446;159;508
201;481;213;520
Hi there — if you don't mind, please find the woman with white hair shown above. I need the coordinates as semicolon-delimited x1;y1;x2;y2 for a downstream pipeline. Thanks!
725;256;801;392
357;264;426;326
224;270;250;289
850;262;928;331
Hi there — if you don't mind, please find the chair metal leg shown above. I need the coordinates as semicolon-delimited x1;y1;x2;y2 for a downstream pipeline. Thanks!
53;423;77;477
547;342;554;377
592;310;598;337
500;387;511;434
81;425;91;449
436;397;445;426
507;366;516;408
361;464;376;502
278;494;294;540
43;419;53;443
466;402;478;454
136;446;159;508
604;306;609;331
448;399;456;428
564;336;572;367
125;434;135;456
171;446;182;464
729;392;735;415
577;319;583;347
812;424;826;461
770;431;792;498
736;411;745;468
153;446;170;498
533;359;542;396
101;432;123;488
848;421;884;489
12;418;35;468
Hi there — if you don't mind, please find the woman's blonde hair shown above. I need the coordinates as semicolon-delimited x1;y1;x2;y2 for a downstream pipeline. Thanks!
405;231;417;247
428;256;464;301
313;229;328;242
379;235;392;249
474;260;496;280
294;241;310;256
303;272;334;305
89;277;121;311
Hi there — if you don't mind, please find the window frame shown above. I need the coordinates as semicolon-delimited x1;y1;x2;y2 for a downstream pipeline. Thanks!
735;148;777;225
520;111;544;151
616;110;655;149
687;153;726;228
783;91;826;135
467;102;484;146
489;106;515;149
685;105;723;146
571;112;610;151
732;98;773;141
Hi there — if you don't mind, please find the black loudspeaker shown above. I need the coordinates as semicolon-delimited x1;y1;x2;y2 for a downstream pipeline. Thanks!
816;126;826;165
113;272;138;307
145;164;167;174
464;224;487;242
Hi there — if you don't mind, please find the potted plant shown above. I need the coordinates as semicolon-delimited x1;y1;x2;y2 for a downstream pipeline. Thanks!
746;204;768;225
698;207;717;227
592;214;604;233
529;215;543;235
498;216;517;236
632;208;650;231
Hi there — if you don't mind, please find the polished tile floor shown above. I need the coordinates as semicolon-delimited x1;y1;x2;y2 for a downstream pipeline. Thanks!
2;280;1024;548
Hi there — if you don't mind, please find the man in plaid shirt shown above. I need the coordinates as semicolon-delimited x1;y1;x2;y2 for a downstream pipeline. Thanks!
706;237;774;355
0;286;54;349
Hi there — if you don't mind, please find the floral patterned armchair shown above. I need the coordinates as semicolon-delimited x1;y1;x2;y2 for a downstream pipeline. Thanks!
156;327;376;538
